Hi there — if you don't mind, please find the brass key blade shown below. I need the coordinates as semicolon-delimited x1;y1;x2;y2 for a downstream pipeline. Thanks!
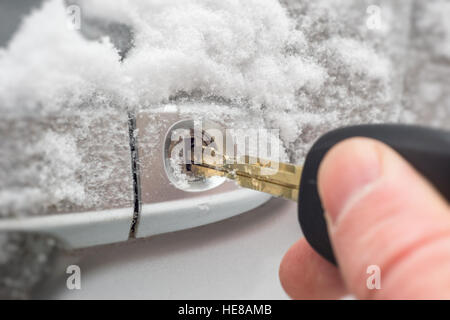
191;155;302;202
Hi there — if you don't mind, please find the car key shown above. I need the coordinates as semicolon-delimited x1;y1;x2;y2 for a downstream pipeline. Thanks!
187;124;450;265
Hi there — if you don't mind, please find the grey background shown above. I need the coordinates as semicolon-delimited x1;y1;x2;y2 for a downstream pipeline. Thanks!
0;0;40;47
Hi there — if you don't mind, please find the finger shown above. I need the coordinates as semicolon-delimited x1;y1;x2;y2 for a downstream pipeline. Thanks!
318;137;450;299
279;237;347;299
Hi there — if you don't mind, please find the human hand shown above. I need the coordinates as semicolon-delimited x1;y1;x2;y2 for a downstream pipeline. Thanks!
279;138;450;299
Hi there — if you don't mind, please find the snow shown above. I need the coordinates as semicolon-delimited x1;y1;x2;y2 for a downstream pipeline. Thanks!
0;0;434;216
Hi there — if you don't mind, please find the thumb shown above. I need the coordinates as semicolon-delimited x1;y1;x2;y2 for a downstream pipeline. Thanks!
318;137;450;299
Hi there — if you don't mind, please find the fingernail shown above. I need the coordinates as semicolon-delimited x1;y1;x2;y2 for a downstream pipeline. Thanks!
318;139;382;225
